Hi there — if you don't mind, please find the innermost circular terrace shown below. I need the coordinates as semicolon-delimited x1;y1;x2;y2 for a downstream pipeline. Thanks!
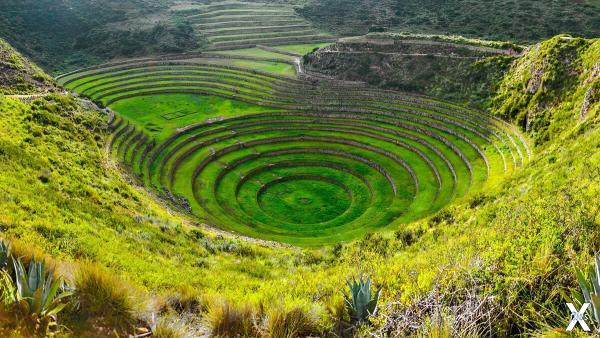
257;175;353;225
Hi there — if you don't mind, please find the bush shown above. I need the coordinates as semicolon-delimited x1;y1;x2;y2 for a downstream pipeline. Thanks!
159;285;203;314
394;228;425;247
428;209;455;226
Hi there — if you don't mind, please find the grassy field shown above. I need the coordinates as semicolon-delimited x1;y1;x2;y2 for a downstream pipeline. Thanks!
275;42;333;54
110;94;274;141
209;48;297;60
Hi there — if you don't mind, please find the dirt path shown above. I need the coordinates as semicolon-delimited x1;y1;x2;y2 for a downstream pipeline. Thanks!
3;91;69;100
3;93;47;99
317;50;484;59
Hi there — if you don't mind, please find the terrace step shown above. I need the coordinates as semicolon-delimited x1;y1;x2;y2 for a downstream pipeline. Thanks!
188;2;290;12
209;30;319;43
203;25;313;37
188;9;295;19
211;36;338;49
194;20;307;29
191;15;301;24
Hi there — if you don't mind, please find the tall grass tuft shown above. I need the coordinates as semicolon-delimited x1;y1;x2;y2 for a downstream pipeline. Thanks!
153;317;186;338
206;300;259;337
264;306;320;338
152;314;203;338
74;264;141;332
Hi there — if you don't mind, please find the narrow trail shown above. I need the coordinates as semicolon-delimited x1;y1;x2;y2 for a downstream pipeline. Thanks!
340;37;521;55
3;93;47;99
316;50;485;59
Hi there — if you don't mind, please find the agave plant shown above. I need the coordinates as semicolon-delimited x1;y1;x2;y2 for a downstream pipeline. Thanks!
12;256;71;333
569;255;600;332
343;275;381;325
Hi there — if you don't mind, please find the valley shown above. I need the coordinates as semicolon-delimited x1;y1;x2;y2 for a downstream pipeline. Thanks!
0;1;597;337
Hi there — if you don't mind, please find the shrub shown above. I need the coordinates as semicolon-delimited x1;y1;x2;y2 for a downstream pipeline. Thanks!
394;228;425;247
264;306;320;338
160;285;203;314
206;301;258;337
344;276;381;325
74;264;140;332
428;209;455;226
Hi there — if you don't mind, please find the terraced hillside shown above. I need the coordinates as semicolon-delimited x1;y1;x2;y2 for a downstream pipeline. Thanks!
57;54;530;246
176;1;337;50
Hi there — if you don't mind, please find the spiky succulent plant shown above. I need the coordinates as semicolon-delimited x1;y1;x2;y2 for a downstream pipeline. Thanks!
343;275;381;325
12;257;71;332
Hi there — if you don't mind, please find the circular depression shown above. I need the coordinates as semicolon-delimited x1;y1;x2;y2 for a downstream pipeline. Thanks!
256;175;352;225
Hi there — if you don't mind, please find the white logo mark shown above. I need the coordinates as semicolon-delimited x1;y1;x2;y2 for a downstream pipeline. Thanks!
566;303;590;332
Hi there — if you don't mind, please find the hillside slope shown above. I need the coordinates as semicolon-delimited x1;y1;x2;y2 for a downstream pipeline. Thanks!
303;33;520;107
298;0;600;42
0;0;199;73
493;35;599;145
0;36;598;336
0;39;54;95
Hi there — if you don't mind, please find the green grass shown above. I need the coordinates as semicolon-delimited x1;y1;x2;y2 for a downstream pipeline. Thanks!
274;43;333;55
210;59;296;76
257;177;353;224
212;48;297;61
109;94;273;141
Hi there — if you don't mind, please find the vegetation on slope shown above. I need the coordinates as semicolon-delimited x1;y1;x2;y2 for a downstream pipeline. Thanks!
0;0;199;73
0;39;53;95
174;1;335;50
298;0;600;42
493;35;599;145
303;34;517;107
